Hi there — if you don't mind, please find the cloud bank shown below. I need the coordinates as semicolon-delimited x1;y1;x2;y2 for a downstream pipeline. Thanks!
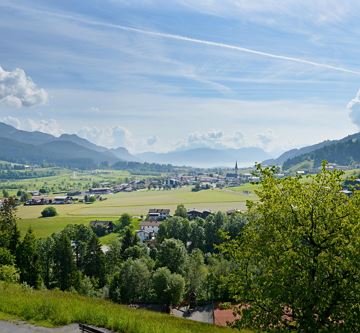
347;89;360;127
78;126;133;149
0;66;48;108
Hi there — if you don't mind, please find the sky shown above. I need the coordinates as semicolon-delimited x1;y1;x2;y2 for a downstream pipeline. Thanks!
0;0;360;156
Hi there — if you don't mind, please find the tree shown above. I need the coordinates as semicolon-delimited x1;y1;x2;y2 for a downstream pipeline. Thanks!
2;189;9;198
109;259;152;303
53;233;76;290
174;204;187;218
186;249;208;307
37;237;55;288
0;265;19;283
221;164;360;332
41;206;57;218
153;267;185;312
0;247;15;265
119;213;132;229
156;238;187;274
0;197;19;253
83;234;106;287
16;228;41;288
121;227;138;256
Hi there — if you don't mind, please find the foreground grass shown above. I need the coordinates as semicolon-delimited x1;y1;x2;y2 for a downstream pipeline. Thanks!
0;283;241;333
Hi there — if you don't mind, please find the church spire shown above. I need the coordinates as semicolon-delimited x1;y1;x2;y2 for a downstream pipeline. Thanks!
235;161;238;173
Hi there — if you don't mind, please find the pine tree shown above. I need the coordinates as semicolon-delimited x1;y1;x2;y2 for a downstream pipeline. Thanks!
83;234;106;287
53;233;76;291
16;228;41;288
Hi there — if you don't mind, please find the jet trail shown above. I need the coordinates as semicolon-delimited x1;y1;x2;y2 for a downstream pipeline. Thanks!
5;2;360;76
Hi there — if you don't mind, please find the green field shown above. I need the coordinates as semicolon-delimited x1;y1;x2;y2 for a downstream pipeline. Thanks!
16;186;257;239
0;168;132;196
0;283;244;333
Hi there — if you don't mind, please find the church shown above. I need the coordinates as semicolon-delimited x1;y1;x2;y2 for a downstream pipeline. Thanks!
225;161;239;179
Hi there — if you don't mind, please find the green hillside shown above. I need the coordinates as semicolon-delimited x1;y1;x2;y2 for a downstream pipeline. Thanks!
283;136;360;170
0;282;241;333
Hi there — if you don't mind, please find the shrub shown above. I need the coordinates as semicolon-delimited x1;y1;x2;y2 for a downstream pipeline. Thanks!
41;207;57;218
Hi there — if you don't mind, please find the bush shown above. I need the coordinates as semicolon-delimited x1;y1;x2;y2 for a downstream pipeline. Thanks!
41;207;57;218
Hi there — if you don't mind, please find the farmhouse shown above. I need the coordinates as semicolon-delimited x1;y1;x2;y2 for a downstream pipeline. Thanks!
187;209;212;220
89;187;112;195
53;196;72;204
147;208;170;221
137;220;163;242
24;196;51;206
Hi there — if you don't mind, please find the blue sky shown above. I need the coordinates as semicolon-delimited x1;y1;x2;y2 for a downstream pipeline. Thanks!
0;0;359;155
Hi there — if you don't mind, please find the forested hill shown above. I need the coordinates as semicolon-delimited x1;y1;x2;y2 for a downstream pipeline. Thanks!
283;133;360;170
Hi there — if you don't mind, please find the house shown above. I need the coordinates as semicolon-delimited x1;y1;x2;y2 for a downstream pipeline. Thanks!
89;188;112;195
28;190;40;196
187;209;212;220
53;196;72;204
147;208;170;221
24;196;51;206
137;220;163;243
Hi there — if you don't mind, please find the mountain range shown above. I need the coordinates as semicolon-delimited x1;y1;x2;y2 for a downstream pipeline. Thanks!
137;147;271;168
0;122;137;169
0;122;272;169
264;132;360;170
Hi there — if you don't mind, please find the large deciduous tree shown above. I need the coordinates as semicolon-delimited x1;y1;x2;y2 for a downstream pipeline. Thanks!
221;164;360;332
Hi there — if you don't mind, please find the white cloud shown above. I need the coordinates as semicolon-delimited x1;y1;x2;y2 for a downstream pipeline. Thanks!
257;129;275;148
146;135;157;146
1;116;63;136
347;89;360;127
176;130;246;150
1;115;21;128
78;126;133;148
0;66;48;108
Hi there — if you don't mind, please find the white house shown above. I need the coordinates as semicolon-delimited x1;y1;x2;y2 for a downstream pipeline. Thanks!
136;221;163;243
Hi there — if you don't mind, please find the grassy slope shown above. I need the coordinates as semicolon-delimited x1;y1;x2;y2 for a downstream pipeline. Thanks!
16;186;256;239
0;283;245;333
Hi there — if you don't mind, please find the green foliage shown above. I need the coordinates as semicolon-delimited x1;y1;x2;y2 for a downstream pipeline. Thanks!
2;189;9;198
83;234;106;287
110;258;152;304
0;265;20;283
186;249;208;306
0;247;15;265
221;164;360;332
156;238;188;275
16;228;41;288
0;197;19;253
41;206;57;218
119;213;132;229
153;267;185;311
174;204;187;218
52;233;76;291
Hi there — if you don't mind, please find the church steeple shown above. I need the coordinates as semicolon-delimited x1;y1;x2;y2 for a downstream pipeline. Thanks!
235;161;238;174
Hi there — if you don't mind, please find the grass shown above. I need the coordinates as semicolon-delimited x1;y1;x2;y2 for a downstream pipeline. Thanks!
0;282;246;333
16;186;256;239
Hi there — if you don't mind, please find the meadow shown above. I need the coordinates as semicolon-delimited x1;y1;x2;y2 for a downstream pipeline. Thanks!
0;282;247;333
15;185;257;239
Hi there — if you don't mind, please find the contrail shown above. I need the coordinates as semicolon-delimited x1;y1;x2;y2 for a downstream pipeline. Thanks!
4;2;360;76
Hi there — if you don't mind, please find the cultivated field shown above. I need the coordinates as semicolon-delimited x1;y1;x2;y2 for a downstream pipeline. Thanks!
15;185;258;239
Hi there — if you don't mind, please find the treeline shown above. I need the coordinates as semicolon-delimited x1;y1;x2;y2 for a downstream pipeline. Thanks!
283;137;360;169
0;170;57;180
0;200;243;312
112;161;175;175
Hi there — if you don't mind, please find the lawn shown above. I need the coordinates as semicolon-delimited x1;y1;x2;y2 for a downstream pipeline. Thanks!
15;186;256;239
0;282;246;333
